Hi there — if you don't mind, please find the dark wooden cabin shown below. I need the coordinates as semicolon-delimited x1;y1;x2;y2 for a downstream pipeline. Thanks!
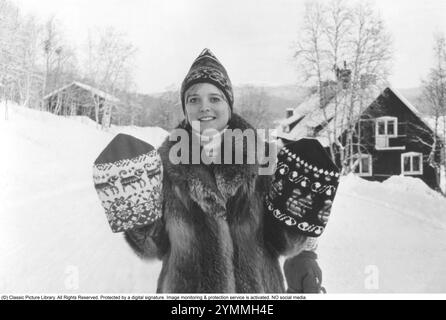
276;87;444;190
350;87;443;190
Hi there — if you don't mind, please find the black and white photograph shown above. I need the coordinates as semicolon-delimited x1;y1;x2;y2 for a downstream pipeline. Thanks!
1;0;446;299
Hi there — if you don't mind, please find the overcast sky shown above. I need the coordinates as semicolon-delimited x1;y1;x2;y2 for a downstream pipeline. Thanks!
14;0;446;94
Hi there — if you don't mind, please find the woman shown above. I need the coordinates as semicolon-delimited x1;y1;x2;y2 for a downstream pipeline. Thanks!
124;49;308;293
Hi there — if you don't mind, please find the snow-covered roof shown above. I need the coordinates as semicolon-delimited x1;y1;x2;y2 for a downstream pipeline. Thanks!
276;86;381;146
389;86;436;135
278;94;320;126
43;81;120;103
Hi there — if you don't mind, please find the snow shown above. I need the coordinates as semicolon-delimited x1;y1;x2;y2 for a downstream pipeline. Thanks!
278;94;320;126
1;101;446;293
0;101;167;293
320;174;446;293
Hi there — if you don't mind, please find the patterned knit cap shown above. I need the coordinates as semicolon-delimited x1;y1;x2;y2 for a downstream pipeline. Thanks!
181;48;234;112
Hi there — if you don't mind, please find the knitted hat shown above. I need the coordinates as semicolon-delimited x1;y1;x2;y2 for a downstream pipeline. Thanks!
92;133;163;233
265;138;340;237
181;48;234;112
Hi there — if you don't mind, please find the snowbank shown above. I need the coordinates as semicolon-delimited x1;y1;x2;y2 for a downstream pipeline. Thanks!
339;174;446;229
319;174;446;293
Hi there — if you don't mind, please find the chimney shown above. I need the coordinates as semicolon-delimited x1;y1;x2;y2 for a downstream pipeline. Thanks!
286;108;294;118
335;61;351;89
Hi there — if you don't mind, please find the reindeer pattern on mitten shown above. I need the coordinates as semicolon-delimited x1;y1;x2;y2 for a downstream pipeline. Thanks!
93;150;163;232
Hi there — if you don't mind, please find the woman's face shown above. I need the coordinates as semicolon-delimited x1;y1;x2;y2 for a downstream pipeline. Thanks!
185;83;230;134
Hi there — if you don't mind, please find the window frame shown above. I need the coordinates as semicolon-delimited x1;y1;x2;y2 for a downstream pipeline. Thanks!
375;116;398;137
357;154;373;177
375;116;405;150
401;152;423;175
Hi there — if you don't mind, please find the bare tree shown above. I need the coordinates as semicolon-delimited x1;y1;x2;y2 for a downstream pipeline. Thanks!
1;0;139;126
82;27;136;127
322;0;352;161
41;17;78;101
341;1;393;173
0;0;21;96
419;33;446;194
294;1;328;104
17;16;43;108
0;1;43;109
294;0;393;173
42;17;57;97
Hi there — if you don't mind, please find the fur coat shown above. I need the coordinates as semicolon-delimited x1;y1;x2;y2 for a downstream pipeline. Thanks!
124;113;307;293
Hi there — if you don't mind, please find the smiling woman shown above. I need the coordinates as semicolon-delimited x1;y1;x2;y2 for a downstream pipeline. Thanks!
123;48;311;293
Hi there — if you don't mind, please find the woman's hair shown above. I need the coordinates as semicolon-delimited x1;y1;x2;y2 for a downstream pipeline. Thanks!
185;83;228;103
303;237;319;251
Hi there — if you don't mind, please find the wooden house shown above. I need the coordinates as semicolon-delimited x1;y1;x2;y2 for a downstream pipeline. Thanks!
276;87;444;190
43;81;120;126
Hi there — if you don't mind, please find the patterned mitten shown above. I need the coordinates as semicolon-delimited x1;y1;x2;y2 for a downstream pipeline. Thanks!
265;138;340;237
93;133;163;232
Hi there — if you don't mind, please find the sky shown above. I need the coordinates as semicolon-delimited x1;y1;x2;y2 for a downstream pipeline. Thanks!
13;0;446;94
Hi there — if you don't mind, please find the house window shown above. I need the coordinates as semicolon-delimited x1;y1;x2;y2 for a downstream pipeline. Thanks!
378;121;386;135
375;116;401;150
387;120;395;135
376;117;398;137
356;154;373;177
401;152;423;175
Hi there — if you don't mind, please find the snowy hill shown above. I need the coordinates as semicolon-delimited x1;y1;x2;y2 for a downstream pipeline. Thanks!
1;102;446;293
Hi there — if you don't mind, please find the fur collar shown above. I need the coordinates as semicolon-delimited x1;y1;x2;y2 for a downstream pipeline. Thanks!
158;113;260;218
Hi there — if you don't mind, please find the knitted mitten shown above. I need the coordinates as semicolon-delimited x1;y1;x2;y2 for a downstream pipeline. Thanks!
93;133;163;232
265;138;340;237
